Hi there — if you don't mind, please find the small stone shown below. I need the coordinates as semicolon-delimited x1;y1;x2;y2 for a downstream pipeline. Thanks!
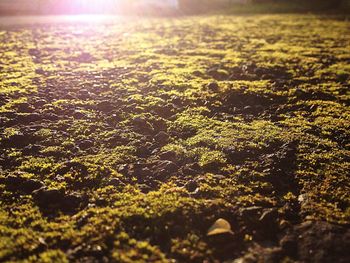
208;82;219;92
107;178;123;187
155;131;170;144
182;166;197;175
3;175;43;194
73;111;86;119
38;237;47;246
33;99;47;108
33;187;84;212
239;206;263;223
207;68;229;80
211;174;226;180
132;117;147;127
18;113;42;123
139;167;153;177
243;105;253;112
155;160;178;179
75;52;94;63
16;102;34;113
35;68;45;74
153;104;174;118
57;161;88;176
136;145;151;158
158;160;177;173
207;218;233;236
78;89;91;99
185;180;198;193
96;100;113;112
43;113;59;121
78;140;94;150
22;179;44;193
33;187;65;206
64;194;84;210
187;162;201;171
152;118;167;131
28;48;40;57
3;175;25;186
139;184;152;193
95;198;108;206
4;133;29;148
132;117;154;134
159;150;177;161
259;208;278;224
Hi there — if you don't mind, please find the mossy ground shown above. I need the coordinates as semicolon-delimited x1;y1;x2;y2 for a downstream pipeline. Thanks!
0;15;349;262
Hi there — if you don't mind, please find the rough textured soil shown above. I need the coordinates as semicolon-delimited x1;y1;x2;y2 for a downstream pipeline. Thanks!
0;15;349;262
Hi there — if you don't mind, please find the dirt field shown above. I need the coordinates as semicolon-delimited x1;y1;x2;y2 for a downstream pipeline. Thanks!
0;15;349;262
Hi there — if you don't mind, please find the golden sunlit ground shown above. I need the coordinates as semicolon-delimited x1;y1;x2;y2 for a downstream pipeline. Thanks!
0;13;349;262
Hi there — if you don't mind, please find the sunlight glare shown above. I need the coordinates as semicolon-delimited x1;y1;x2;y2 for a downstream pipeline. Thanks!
51;0;121;15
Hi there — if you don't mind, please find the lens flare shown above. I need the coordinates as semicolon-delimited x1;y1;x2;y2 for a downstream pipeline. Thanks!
50;0;121;14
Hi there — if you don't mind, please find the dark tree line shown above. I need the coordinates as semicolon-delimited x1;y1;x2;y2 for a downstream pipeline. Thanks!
178;0;350;12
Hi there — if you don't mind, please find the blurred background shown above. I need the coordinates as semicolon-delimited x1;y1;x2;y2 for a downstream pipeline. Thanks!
0;0;349;15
